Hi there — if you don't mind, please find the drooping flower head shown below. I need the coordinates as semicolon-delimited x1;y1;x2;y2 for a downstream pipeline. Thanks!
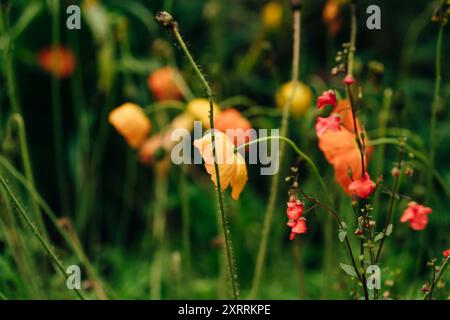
317;90;337;110
214;108;252;147
193;131;247;200
315;114;341;137
287;199;304;221
147;67;183;101
109;103;151;149
348;172;376;199
38;46;76;79
289;218;307;240
400;202;432;231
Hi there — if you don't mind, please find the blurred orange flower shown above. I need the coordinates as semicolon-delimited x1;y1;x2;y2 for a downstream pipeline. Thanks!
109;103;151;149
194;131;247;200
348;173;376;199
147;67;183;101
323;0;341;36
214;108;252;147
139;112;195;165
38;46;76;79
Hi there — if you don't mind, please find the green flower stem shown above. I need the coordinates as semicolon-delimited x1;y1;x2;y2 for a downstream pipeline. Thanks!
156;12;239;299
51;0;69;215
249;6;302;298
0;174;85;300
428;1;445;199
375;147;404;263
144;101;185;115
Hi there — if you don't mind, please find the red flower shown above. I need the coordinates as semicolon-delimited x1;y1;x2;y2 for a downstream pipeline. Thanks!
343;75;356;85
286;198;306;240
214;108;252;147
317;90;337;109
147;67;183;101
287;199;304;220
289;219;307;240
315;114;341;137
38;46;76;79
400;202;432;231
348;172;376;199
443;249;450;258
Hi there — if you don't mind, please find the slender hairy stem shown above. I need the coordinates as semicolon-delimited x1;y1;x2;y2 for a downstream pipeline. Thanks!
249;6;302;298
428;1;445;199
51;0;69;215
156;12;239;299
7;114;47;237
375;147;404;262
0;174;85;300
425;255;449;300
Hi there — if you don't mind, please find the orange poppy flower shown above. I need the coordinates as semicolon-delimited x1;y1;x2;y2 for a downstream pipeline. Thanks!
214;108;252;147
323;0;341;36
147;67;183;101
193;131;247;200
109;103;151;149
38;46;76;79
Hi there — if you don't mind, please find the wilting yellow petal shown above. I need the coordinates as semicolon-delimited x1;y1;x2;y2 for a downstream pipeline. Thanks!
109;103;151;149
193;131;247;200
186;98;220;128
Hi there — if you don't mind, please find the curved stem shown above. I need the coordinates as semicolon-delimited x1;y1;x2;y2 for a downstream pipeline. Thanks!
237;135;330;198
425;255;449;300
159;12;239;299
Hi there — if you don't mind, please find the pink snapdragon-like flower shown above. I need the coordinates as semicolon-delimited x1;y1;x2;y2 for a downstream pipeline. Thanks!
443;249;450;258
348;172;376;199
315;114;341;137
400;202;432;231
343;75;356;85
317;90;337;109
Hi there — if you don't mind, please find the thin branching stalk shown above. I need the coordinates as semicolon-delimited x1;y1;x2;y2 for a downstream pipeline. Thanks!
425;255;449;300
375;147;404;262
0;174;85;300
249;4;302;298
155;12;239;299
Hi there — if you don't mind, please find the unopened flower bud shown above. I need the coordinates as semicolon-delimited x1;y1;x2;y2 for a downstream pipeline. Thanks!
391;167;400;177
405;166;414;177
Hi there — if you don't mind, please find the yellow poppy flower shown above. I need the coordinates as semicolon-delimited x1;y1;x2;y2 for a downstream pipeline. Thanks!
109;103;151;149
186;98;220;128
194;131;247;200
261;1;283;30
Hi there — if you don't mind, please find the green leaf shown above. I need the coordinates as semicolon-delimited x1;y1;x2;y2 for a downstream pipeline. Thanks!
374;232;384;242
340;263;358;278
338;230;347;242
386;224;393;236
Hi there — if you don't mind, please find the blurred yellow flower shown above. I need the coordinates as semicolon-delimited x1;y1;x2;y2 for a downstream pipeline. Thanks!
194;131;247;200
186;98;220;128
109;103;151;149
261;1;283;30
276;81;313;118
